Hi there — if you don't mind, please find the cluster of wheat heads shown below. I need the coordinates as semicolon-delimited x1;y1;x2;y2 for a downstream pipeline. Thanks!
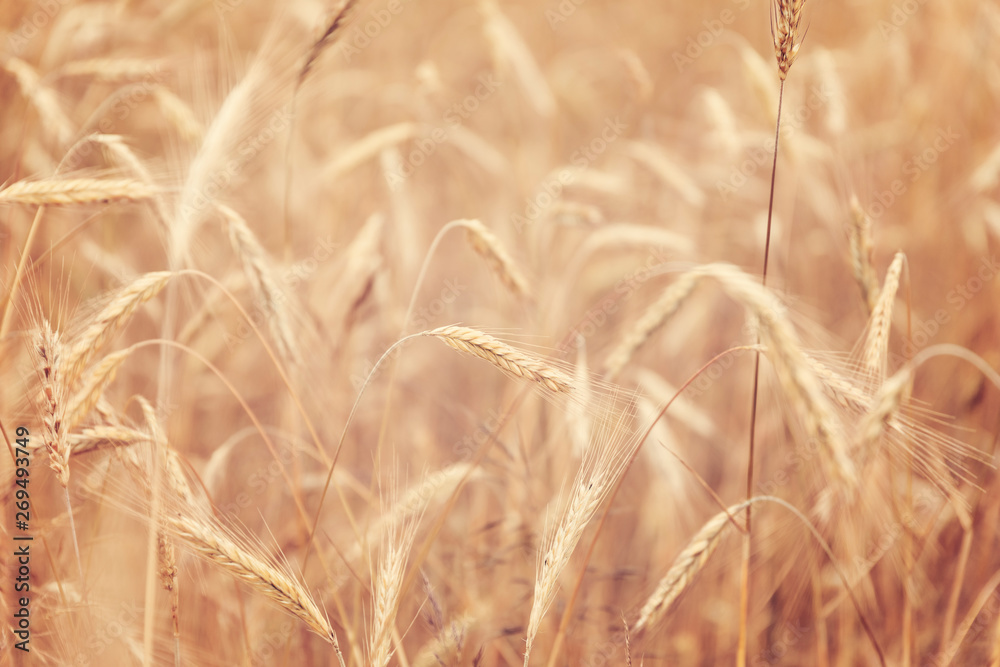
1;0;999;665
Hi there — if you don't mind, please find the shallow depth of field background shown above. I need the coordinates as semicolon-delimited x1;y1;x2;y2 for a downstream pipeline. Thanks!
1;0;999;665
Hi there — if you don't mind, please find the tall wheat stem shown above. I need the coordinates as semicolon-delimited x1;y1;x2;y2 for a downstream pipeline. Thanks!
739;78;785;667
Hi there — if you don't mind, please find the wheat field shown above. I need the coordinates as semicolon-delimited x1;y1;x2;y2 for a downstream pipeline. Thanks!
1;0;999;665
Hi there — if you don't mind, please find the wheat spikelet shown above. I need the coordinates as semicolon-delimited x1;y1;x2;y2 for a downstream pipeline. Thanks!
0;178;159;206
524;404;638;664
460;219;531;298
167;513;336;643
863;252;906;378
34;321;70;486
219;204;302;366
426;326;574;394
64;348;131;431
772;0;807;81
524;469;608;664
369;514;421;667
848;196;880;314
137;396;196;506
64;271;173;384
634;502;749;634
604;272;701;379
4;57;74;146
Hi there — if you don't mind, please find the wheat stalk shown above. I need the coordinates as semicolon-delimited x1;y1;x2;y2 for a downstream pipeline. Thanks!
64;271;173;384
0;178;159;206
426;326;574;394
460;219;531;298
634;502;750;634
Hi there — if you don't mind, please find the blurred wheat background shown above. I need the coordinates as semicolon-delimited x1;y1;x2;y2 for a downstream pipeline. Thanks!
1;0;999;665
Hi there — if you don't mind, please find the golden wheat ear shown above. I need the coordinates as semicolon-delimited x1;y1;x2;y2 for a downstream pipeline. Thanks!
425;326;575;394
772;0;807;81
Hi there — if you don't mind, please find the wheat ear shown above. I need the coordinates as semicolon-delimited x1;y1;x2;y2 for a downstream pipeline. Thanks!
426;326;574;394
634;501;750;634
863;252;906;378
167;513;336;643
0;178;159;206
34;321;70;487
64;348;131;432
460;219;531;298
369;515;421;667
772;0;807;81
699;264;857;487
848;196;880;314
4;57;74;146
64;271;173;384
219;204;301;365
604;272;701;379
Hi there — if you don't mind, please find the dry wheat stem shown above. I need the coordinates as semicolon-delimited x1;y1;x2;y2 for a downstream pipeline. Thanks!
167;513;337;644
460;219;531;298
0;178;159;206
604;272;701;378
426;326;574;394
864;252;906;378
